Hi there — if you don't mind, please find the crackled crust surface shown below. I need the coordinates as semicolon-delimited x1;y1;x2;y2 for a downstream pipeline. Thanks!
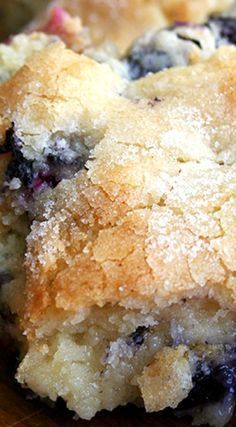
0;44;235;331
0;5;235;423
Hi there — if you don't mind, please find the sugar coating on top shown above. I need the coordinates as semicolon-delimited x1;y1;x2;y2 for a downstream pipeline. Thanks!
0;43;235;331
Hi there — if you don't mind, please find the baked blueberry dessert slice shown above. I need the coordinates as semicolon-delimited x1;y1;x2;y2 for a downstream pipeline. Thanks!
0;1;236;425
0;36;235;427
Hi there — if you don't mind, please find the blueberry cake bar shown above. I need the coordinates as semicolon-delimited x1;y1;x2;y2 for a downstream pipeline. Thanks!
0;2;236;427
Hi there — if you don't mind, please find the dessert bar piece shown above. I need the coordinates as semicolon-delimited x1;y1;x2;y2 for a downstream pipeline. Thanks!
0;3;235;427
0;36;235;425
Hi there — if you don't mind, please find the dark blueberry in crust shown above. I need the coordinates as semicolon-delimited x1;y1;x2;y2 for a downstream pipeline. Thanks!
125;46;173;80
178;349;236;411
104;326;149;365
126;326;149;347
6;155;34;188
1;125;34;187
215;365;236;390
180;366;228;408
1;124;89;193
209;17;236;46
124;17;236;81
30;169;60;191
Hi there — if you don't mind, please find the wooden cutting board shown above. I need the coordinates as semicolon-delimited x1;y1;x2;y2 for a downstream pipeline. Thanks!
0;354;235;427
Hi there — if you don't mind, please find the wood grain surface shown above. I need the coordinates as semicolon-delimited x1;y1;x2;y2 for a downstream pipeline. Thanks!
0;352;235;427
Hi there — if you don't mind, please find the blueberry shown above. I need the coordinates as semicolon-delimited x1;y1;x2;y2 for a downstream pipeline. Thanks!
214;365;236;390
31;170;60;191
126;326;149;347
6;156;34;187
124;17;236;80
209;17;236;46
0;125;17;154
178;352;236;411
3;125;34;187
125;46;172;80
1;125;89;193
123;23;202;80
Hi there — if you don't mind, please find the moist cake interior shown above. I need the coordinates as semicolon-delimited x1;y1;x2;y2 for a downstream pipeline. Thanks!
16;300;236;426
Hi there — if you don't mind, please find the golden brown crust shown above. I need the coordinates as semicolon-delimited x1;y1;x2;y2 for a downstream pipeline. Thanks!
125;46;236;165
0;45;233;331
0;42;125;151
